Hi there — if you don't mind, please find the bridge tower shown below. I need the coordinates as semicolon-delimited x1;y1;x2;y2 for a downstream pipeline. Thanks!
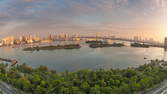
165;37;167;48
164;37;167;51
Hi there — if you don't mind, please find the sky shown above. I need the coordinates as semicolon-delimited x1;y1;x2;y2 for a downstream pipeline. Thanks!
0;0;167;42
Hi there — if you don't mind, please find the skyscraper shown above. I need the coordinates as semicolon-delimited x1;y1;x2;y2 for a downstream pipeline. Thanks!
164;37;167;48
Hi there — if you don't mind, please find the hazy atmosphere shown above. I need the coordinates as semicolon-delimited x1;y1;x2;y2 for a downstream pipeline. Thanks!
1;0;167;94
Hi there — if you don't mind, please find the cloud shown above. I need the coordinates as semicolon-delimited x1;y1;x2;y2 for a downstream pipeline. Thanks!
155;0;167;7
0;0;166;41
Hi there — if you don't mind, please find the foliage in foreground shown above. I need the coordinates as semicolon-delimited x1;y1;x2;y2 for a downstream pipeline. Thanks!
0;60;167;94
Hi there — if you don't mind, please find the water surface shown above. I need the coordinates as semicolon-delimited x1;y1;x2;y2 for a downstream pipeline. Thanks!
0;44;166;72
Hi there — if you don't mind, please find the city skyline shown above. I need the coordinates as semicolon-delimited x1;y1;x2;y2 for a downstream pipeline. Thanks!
0;0;167;42
0;34;161;47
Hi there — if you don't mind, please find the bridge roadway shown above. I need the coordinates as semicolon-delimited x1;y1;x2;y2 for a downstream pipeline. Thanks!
146;79;167;94
0;58;18;66
0;81;26;94
0;58;13;62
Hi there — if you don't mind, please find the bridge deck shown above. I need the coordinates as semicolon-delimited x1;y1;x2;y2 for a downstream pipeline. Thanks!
0;58;18;66
0;58;12;62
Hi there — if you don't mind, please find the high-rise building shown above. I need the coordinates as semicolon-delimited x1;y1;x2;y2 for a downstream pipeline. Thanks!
48;34;52;40
134;36;139;41
0;40;2;46
164;37;167;48
149;38;154;42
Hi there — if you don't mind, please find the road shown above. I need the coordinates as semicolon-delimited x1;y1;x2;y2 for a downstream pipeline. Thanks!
0;81;25;94
146;79;167;94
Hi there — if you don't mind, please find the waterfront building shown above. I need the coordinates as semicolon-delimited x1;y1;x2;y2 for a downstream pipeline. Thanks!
19;36;23;42
33;35;41;42
41;39;52;43
0;41;2;46
25;35;33;44
14;39;21;45
2;36;15;45
72;37;81;41
26;39;33;44
21;36;27;43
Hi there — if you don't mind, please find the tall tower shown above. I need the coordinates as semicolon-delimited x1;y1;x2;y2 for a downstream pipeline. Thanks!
164;37;167;48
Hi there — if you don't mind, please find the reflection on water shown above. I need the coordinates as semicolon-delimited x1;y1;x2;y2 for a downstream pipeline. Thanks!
0;44;167;72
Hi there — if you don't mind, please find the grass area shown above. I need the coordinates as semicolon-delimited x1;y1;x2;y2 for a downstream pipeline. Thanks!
23;44;81;51
89;42;125;48
131;43;149;48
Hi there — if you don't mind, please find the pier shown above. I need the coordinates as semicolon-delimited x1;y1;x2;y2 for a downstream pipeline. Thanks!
0;58;18;66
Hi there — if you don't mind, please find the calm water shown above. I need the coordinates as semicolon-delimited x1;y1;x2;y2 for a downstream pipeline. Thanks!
0;43;167;72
